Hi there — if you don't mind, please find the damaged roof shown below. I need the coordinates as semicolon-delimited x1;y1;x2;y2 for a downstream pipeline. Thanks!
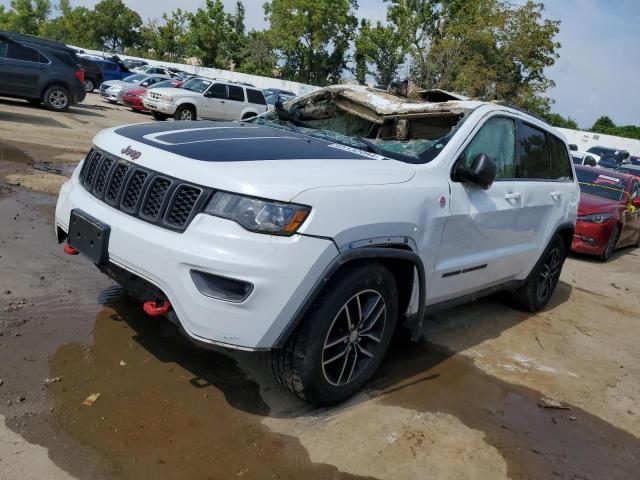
288;84;485;124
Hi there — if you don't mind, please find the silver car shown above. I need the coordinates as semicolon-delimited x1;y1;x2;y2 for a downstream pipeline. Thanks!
100;74;170;103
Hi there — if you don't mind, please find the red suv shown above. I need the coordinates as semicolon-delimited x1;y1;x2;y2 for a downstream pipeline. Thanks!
572;165;640;261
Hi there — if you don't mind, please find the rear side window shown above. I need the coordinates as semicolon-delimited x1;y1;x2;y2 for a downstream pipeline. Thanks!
246;88;267;105
6;42;43;63
49;50;78;68
547;134;574;180
103;62;116;71
228;85;245;102
0;40;7;58
516;122;551;179
461;116;516;179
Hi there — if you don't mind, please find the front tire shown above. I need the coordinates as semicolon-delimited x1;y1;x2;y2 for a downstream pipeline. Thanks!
600;225;620;262
272;263;398;406
174;105;196;121
43;86;70;112
511;234;566;312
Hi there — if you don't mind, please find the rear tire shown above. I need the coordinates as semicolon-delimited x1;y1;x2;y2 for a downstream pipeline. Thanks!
84;79;95;92
272;263;398;406
43;86;70;112
599;225;620;262
511;234;566;312
174;105;196;121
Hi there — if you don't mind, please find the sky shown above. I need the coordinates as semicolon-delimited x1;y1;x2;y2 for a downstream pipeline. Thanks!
2;0;639;128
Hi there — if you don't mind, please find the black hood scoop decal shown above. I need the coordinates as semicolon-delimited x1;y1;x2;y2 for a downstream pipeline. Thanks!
114;121;376;162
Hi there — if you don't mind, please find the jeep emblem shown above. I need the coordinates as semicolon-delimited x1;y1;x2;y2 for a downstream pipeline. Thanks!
121;145;141;160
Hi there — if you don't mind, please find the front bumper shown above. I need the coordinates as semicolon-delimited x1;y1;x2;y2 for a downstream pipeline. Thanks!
123;97;145;111
55;172;338;350
570;219;617;255
100;89;122;102
142;98;177;115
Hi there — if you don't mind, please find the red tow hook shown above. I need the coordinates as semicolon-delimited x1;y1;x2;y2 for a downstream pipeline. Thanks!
143;300;172;316
63;243;79;255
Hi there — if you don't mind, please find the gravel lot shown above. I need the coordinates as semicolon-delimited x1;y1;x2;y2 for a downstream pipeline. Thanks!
1;94;639;480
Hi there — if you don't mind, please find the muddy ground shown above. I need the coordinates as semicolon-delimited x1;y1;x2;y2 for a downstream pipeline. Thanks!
1;94;639;480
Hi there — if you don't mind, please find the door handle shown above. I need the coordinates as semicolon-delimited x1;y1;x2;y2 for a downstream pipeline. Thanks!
504;192;523;200
550;191;562;199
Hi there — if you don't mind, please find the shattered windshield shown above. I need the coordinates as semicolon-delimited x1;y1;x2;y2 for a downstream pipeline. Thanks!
249;89;469;163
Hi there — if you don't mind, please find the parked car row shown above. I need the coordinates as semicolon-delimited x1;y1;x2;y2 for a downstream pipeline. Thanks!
96;73;278;122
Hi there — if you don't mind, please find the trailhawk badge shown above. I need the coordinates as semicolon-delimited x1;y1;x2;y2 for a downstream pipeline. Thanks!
121;145;141;160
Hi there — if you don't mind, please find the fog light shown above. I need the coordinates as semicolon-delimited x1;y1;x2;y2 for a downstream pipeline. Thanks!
576;235;597;246
190;270;253;303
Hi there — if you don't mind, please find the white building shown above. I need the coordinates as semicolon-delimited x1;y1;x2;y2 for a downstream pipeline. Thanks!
557;128;640;157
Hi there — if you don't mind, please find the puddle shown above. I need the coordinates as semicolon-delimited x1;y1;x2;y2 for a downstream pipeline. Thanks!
33;162;75;177
373;339;640;479
46;298;371;480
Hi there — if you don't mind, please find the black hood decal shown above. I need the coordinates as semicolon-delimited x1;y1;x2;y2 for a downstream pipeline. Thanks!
114;121;379;162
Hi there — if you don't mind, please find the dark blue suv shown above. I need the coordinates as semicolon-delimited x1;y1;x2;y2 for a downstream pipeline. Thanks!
0;30;86;111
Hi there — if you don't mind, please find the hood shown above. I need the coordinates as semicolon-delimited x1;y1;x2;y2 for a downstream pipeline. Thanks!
102;80;126;88
93;121;416;201
124;88;146;96
578;192;621;215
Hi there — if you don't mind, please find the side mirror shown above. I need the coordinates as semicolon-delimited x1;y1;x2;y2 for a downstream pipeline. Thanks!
632;197;640;207
456;153;497;189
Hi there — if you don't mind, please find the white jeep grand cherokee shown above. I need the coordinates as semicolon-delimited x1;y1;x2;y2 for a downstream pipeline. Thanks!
55;85;578;406
142;77;268;122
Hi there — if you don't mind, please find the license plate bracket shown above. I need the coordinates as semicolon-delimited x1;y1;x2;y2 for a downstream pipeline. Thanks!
68;209;110;264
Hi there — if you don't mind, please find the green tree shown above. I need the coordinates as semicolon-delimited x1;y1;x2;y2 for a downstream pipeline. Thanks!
354;19;408;87
238;30;278;77
157;9;190;61
590;116;640;141
0;0;51;35
90;0;142;51
542;112;579;130
188;0;232;68
386;0;560;114
40;0;96;47
227;1;247;69
264;0;358;85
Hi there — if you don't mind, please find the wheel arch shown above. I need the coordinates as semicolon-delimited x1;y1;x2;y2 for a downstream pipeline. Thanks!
175;101;197;116
556;222;575;254
272;246;426;348
39;80;71;100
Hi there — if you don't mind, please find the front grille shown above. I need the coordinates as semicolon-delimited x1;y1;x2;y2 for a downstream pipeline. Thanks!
78;147;210;232
166;185;203;228
148;91;161;101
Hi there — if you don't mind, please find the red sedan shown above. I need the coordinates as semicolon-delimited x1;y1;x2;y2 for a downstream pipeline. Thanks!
123;79;184;112
572;165;640;261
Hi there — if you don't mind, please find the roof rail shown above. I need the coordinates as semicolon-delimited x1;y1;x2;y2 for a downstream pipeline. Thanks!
494;100;547;124
0;30;73;52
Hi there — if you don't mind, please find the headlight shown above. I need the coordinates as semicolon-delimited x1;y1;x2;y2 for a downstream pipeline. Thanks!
204;191;310;235
578;213;613;223
110;85;122;91
162;96;174;103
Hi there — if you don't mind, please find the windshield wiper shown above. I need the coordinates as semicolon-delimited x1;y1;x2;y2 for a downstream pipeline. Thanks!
357;137;418;163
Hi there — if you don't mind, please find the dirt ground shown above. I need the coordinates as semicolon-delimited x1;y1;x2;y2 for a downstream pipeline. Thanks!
1;94;639;480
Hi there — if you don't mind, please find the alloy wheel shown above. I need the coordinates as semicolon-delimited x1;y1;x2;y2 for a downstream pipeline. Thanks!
49;90;68;109
321;289;386;387
537;247;561;301
180;109;193;120
84;80;94;92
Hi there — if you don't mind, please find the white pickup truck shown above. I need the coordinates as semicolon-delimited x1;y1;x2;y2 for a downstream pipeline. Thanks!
142;77;268;121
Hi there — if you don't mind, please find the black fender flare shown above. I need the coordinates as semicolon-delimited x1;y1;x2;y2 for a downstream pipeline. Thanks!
273;247;426;348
